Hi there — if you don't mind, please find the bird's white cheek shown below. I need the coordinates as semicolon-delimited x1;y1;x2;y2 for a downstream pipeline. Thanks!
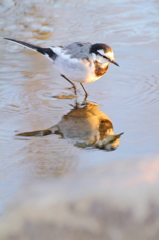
91;53;109;65
99;57;109;66
102;58;109;65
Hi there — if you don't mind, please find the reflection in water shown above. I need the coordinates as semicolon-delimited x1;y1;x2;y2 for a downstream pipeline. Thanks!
16;101;123;151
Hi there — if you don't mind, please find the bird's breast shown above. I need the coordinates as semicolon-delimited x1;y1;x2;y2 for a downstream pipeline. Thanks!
94;61;109;77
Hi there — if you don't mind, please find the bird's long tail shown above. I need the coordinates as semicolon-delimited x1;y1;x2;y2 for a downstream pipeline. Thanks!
4;38;57;60
16;129;53;137
15;125;59;137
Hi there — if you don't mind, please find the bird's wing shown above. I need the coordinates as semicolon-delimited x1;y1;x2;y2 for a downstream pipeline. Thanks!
62;42;91;59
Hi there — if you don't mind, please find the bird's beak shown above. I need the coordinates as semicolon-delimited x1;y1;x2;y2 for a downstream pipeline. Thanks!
111;60;119;67
114;132;124;139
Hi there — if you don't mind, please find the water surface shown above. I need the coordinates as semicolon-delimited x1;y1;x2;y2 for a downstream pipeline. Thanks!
0;0;159;212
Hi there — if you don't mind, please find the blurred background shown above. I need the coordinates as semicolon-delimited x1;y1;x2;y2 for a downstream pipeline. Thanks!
0;0;159;239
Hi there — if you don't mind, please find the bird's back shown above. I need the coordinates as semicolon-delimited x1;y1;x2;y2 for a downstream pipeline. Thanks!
63;42;91;59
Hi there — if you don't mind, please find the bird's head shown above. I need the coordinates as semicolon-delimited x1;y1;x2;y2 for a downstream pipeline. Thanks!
96;132;124;151
90;43;119;67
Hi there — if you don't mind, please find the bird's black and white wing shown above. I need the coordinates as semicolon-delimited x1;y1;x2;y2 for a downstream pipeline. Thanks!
51;42;91;60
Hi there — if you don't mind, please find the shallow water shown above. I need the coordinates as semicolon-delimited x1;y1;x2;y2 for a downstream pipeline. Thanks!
0;0;159;212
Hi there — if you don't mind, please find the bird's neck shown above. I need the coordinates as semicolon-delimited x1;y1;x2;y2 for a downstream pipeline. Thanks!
101;61;110;67
96;59;110;69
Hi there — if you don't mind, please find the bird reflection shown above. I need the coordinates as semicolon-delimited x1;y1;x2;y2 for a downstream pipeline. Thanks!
16;101;123;151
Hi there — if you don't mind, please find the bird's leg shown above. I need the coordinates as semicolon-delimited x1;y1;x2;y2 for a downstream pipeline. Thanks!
70;99;80;109
80;83;88;101
61;74;77;95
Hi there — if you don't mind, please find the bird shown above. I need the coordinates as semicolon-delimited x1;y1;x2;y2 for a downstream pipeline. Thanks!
4;38;119;99
16;102;123;151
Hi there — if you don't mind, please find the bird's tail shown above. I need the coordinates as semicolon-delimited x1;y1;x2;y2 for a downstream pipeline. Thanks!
16;129;53;137
4;38;57;59
15;125;59;137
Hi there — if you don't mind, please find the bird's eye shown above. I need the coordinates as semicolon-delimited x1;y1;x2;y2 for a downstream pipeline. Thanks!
103;55;109;60
103;55;111;62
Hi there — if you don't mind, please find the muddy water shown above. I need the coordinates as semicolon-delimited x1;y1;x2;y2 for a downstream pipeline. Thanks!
0;0;159;212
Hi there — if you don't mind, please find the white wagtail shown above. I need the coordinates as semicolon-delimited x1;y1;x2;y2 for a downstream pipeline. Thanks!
4;38;119;99
16;102;123;151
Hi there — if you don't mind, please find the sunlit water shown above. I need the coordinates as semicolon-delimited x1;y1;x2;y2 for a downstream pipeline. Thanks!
0;0;159;212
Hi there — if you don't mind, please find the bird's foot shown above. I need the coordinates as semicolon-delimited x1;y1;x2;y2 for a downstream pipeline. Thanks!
65;86;78;95
81;99;89;106
66;86;78;90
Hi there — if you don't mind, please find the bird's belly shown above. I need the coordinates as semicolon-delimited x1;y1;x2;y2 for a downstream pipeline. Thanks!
53;57;98;83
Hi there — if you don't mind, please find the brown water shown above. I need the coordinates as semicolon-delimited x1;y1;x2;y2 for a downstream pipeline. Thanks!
0;0;159;212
